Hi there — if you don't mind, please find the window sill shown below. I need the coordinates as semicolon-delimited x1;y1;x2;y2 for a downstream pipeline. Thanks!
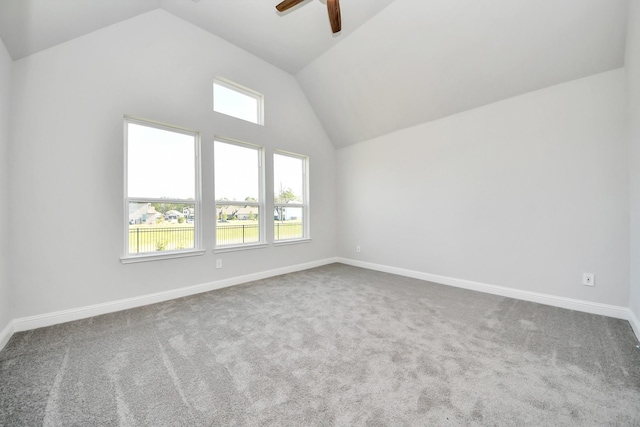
121;249;206;264
214;243;268;253
273;238;312;247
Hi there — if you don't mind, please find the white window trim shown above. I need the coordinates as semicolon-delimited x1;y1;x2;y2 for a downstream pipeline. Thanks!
213;243;269;253
122;116;202;263
121;249;206;264
273;150;310;243
273;238;312;247
213;77;264;126
214;137;266;249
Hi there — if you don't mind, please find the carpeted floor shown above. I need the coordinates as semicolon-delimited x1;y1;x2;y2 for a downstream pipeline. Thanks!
1;263;639;426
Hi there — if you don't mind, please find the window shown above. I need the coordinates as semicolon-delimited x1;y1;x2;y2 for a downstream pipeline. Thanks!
124;118;201;259
274;152;308;242
215;139;264;247
213;79;264;125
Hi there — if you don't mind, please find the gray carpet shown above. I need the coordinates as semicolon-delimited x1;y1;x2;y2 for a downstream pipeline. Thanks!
1;263;639;426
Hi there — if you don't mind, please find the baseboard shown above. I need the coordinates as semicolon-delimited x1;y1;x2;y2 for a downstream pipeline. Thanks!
11;257;340;334
337;258;632;321
4;257;638;352
628;308;640;342
0;320;14;352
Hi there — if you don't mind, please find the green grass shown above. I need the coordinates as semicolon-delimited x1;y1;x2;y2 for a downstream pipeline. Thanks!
216;221;260;245
273;221;304;241
128;221;303;253
128;224;195;253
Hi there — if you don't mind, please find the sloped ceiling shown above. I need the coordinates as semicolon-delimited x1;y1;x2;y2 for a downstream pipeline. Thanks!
0;0;396;73
0;1;159;61
161;0;397;73
0;0;630;148
297;0;629;147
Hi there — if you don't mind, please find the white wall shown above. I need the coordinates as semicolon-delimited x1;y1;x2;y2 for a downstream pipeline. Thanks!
9;10;336;319
0;39;11;331
337;69;629;307
628;0;640;322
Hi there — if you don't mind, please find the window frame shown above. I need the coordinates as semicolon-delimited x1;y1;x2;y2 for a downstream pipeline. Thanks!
213;78;265;126
273;150;310;244
122;116;204;263
214;137;266;251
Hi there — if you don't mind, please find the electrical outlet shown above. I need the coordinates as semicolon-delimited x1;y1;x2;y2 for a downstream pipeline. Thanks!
216;259;222;269
356;245;361;253
582;273;594;286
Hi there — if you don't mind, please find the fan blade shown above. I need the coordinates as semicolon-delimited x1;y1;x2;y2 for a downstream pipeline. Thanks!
327;0;341;33
276;0;305;12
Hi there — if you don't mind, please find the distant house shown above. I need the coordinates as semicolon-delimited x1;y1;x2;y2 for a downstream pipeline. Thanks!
217;205;257;221
164;210;184;222
183;207;195;222
129;203;162;225
274;207;300;221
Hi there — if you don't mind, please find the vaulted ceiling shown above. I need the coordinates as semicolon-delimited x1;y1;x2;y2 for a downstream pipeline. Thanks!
299;0;629;147
0;0;630;147
0;0;396;72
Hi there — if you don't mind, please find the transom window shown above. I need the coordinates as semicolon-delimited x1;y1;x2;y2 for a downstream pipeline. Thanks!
213;79;264;125
215;139;264;247
274;152;308;241
124;118;201;257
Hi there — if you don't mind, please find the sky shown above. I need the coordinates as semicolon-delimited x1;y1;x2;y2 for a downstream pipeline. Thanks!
273;153;303;202
214;83;259;124
214;142;304;203
127;123;195;200
214;141;259;201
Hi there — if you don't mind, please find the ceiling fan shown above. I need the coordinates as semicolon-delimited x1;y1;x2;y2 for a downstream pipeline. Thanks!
276;0;341;34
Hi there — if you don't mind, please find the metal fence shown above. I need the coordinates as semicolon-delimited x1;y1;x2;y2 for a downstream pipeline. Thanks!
216;222;303;245
129;227;194;253
129;222;304;253
216;223;260;246
274;222;303;241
